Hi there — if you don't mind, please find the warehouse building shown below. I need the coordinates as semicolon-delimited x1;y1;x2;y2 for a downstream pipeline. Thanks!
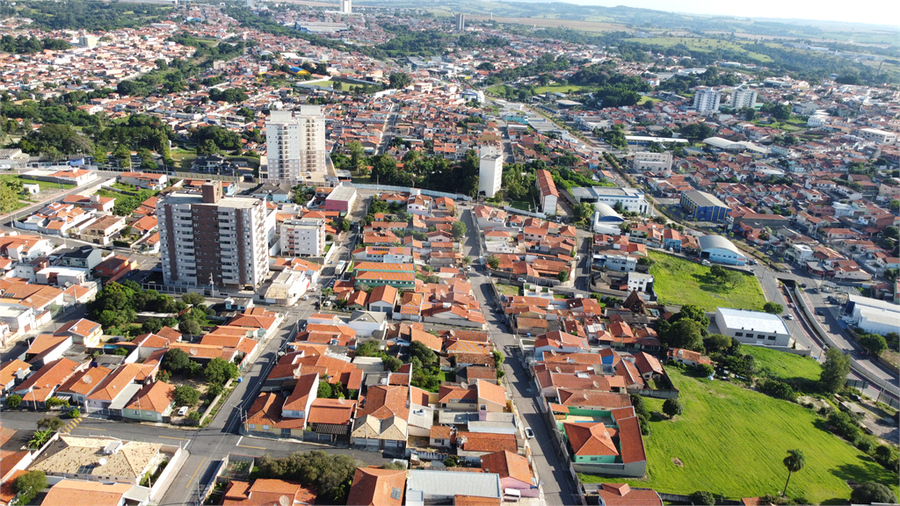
681;190;730;222
714;307;792;347
699;235;747;266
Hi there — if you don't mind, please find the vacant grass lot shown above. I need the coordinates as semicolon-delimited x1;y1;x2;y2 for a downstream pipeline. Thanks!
580;369;899;503
622;36;773;62
742;346;823;382
1;174;74;192
648;251;766;312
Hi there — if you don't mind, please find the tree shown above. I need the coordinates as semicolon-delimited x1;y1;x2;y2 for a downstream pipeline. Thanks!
182;292;206;306
68;408;80;418
37;417;64;431
819;347;851;394
410;341;438;368
722;270;743;289
689;491;715;506
204;357;239;386
763;302;784;314
673;304;710;329
859;334;887;356
180;319;202;336
710;265;726;279
850;482;897;504
317;380;333;399
388;72;411;89
451;220;467;240
665;318;704;351
696;363;715;377
0;180;19;215
704;333;733;353
781;449;805;497
173;385;201;406
662;398;683;418
162;348;197;376
14;471;47;505
487;255;499;269
6;394;21;408
557;270;569;282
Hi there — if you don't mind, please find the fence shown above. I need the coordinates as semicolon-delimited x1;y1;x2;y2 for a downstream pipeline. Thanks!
502;205;546;219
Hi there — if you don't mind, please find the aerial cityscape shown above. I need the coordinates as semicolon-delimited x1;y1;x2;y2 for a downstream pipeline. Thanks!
0;0;898;505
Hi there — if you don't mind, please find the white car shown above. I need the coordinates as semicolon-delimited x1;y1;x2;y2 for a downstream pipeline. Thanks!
524;427;535;439
177;406;189;416
785;314;794;320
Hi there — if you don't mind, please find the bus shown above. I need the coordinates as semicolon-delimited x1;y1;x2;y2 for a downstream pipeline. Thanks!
334;261;347;277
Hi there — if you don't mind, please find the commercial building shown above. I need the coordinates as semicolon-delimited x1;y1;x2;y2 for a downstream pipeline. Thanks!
571;187;649;214
592;202;624;234
858;128;897;145
280;218;326;257
535;169;558;214
693;87;721;114
730;86;758;109
158;182;270;289
631;151;672;173
477;145;503;199
843;294;900;337
681;190;730;222
698;235;747;266
264;107;327;183
714;307;791;347
324;184;358;213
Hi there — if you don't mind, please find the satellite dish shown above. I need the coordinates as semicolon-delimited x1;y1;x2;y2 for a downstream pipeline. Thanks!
83;375;93;384
279;496;290;506
189;348;198;356
98;458;108;466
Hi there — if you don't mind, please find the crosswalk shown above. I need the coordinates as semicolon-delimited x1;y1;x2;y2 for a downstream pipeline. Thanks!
60;416;82;434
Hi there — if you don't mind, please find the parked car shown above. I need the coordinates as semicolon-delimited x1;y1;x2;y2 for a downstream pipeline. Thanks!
517;277;526;283
524;427;535;439
177;406;189;416
785;314;794;320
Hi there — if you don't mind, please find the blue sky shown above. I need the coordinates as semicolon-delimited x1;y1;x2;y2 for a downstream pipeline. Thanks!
567;0;900;27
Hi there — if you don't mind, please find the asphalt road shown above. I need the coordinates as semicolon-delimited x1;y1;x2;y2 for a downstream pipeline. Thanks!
460;207;579;505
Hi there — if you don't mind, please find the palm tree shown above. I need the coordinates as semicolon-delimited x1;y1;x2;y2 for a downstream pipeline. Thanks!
782;449;805;497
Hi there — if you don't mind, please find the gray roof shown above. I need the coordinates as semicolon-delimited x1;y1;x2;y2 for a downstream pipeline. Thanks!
406;469;501;500
698;235;743;256
682;190;727;209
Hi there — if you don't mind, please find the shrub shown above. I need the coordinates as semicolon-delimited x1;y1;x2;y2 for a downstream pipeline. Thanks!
188;411;202;421
173;385;201;406
690;490;716;505
68;408;81;419
696;363;715;377
13;471;47;505
37;417;64;431
638;416;651;435
759;379;796;401
854;436;875;454
850;482;897;504
663;398;683;418
6;394;21;408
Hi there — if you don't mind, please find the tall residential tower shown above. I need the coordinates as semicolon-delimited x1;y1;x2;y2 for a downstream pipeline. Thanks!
264;107;327;183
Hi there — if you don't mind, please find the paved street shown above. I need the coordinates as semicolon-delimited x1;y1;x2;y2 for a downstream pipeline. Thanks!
460;207;579;505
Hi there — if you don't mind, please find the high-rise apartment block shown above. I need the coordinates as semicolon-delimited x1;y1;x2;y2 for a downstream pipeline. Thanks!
456;13;466;31
158;182;270;289
264;107;327;183
730;86;758;109
340;0;351;14
280;218;326;257
477;145;503;199
693;87;721;114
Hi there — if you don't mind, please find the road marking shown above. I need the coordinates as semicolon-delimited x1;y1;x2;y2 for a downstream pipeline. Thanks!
158;435;189;441
236;436;243;446
74;426;105;431
185;458;206;488
237;444;266;450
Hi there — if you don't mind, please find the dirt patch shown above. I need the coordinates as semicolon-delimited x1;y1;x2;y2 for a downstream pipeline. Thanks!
672;457;684;467
798;395;829;411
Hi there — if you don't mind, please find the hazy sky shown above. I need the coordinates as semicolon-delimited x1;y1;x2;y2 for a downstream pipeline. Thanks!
568;0;900;27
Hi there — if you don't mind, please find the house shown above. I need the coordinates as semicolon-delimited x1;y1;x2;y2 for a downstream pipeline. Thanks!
591;483;662;506
118;171;168;191
561;413;646;477
306;398;357;443
80;215;127;245
437;379;506;412
41;479;139;506
346;467;407;506
666;348;711;367
57;245;104;270
367;285;398;316
12;358;84;408
243;392;307;438
85;363;142;416
533;331;590;360
350;385;409;452
56;366;112;406
25;334;73;366
29;434;162;485
0;359;30;396
480;450;538;498
405;469;502;504
122;381;175;422
222;479;317;506
55;318;103;348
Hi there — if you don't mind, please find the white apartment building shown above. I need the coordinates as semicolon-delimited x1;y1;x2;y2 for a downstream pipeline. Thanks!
158;182;270;290
280;218;326;257
478;145;503;198
859;128;897;145
631;151;673;173
264;107;327;183
693;87;721;114
730;86;758;109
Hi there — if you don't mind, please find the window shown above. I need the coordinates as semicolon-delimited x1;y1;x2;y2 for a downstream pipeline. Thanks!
735;332;743;337
248;424;255;429
262;425;270;430
768;335;776;340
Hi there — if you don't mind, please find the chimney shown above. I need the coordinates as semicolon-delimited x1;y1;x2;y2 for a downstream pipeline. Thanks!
201;181;222;204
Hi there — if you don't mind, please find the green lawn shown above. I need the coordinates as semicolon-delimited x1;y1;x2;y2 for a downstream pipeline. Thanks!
531;84;589;95
622;36;773;62
648;251;766;312
2;174;74;192
580;369;899;504
742;346;823;382
637;95;661;105
497;284;520;297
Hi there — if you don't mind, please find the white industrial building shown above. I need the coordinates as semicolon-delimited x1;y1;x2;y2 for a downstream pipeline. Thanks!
571;187;649;214
843;294;900;337
858;128;897;145
693;87;721;114
714;307;792;347
698;235;747;266
477;145;503;199
591;202;625;234
264;107;327;183
631;151;673;173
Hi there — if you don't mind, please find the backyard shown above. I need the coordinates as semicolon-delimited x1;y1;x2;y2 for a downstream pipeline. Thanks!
580;368;899;503
648;251;767;312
